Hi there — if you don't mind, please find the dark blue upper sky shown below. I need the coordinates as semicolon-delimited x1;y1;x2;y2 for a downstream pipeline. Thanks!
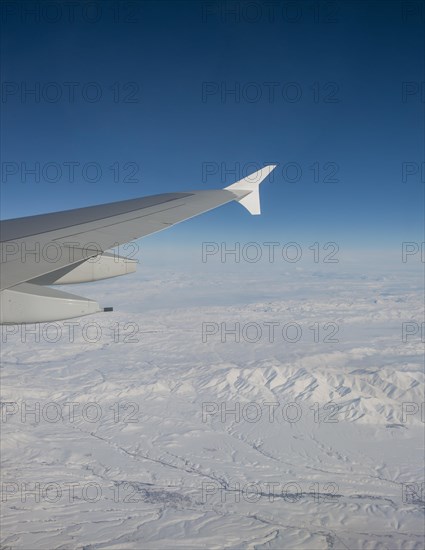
1;0;424;248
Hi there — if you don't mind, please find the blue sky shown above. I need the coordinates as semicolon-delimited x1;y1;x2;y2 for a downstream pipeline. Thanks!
1;0;423;249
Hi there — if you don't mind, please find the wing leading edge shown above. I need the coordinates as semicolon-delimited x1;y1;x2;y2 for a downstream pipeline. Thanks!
0;165;276;323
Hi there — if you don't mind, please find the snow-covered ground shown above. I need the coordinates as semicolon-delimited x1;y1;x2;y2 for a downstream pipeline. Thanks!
1;253;424;549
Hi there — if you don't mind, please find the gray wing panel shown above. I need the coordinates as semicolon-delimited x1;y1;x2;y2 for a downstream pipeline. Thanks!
0;189;245;291
0;193;191;242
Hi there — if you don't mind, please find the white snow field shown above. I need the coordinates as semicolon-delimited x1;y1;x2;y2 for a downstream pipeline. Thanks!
1;251;424;549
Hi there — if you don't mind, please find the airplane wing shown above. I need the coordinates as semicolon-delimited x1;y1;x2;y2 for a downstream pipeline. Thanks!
0;165;276;324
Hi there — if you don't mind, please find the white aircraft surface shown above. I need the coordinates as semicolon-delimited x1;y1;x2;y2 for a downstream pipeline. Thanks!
0;165;276;324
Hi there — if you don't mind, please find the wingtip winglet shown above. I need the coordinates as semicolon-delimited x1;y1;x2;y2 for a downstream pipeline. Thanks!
225;164;277;215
